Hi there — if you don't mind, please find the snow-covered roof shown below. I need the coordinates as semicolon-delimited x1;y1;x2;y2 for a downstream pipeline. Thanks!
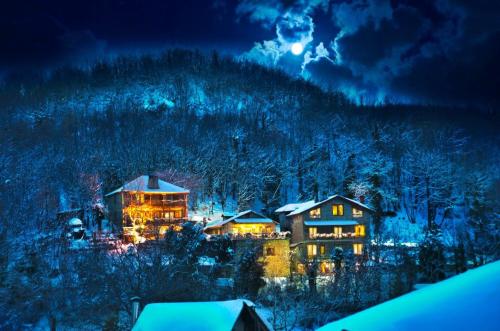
288;195;374;216
205;210;274;229
133;299;259;331
105;175;189;196
68;218;83;226
317;260;500;331
275;200;315;213
231;218;275;224
304;220;358;226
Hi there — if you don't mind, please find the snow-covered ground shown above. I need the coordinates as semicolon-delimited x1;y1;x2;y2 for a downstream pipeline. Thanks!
318;260;500;331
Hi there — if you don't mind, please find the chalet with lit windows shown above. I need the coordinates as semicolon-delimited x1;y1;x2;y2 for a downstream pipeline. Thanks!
105;175;189;242
279;195;374;273
204;210;290;277
204;210;277;237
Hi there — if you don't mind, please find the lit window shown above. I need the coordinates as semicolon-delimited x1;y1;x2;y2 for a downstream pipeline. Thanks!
355;225;366;237
332;204;344;216
307;244;317;257
353;243;363;255
320;245;326;255
353;208;363;217
309;208;321;218
136;194;144;203
309;227;317;238
333;227;342;236
266;247;275;256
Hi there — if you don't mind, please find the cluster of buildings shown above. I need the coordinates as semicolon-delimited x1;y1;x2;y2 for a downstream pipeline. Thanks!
105;175;374;276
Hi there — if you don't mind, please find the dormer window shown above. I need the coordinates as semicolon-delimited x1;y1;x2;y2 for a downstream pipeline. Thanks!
309;208;321;218
352;208;363;218
332;204;344;216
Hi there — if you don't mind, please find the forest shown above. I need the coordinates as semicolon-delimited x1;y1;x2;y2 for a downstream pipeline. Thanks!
0;50;498;330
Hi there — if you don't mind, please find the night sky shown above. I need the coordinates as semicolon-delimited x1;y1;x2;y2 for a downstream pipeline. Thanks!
2;0;499;108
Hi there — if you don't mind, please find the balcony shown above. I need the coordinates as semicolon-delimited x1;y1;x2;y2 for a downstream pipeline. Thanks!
309;232;365;240
207;232;291;241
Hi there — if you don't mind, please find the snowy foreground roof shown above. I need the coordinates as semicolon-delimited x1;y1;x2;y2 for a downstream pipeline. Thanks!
318;260;500;331
105;175;189;196
132;299;263;331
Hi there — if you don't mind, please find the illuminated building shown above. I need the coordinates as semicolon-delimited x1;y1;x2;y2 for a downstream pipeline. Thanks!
277;195;374;273
105;175;189;242
205;210;291;277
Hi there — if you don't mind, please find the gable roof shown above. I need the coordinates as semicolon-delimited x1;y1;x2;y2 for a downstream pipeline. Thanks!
275;200;315;213
205;210;275;229
133;299;267;331
288;194;374;216
105;175;189;196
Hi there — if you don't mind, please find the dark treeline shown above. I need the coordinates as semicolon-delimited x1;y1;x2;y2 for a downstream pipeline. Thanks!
0;49;498;329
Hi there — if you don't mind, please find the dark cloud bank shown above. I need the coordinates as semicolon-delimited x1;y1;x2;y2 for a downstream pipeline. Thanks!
1;0;499;109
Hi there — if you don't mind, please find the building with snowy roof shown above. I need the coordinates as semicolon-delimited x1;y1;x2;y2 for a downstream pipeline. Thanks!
277;195;374;274
204;210;290;277
274;200;315;231
204;210;277;237
105;175;189;243
317;260;500;331
132;299;270;331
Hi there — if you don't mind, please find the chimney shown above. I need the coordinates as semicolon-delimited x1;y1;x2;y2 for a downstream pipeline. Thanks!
359;195;365;203
131;296;141;326
147;175;159;189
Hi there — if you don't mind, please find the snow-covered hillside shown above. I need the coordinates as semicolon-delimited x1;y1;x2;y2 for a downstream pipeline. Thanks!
318;260;500;331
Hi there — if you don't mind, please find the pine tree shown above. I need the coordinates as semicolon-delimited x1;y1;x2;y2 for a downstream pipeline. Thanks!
453;239;467;274
418;228;446;282
343;154;356;198
234;247;265;299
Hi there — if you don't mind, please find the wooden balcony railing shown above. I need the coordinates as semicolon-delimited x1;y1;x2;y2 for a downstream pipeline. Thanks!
309;232;365;240
207;232;291;240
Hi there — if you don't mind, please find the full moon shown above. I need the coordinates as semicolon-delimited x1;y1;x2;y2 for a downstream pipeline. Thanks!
291;42;304;55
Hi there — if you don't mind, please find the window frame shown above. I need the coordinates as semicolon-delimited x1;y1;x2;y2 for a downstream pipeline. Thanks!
352;208;363;218
332;204;344;216
307;244;317;257
355;225;366;237
309;208;321;219
353;243;363;255
308;227;318;239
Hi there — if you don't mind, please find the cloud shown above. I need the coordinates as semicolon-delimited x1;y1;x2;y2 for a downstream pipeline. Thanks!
237;0;500;107
302;42;334;72
331;0;392;35
235;0;284;27
277;13;314;45
240;11;316;67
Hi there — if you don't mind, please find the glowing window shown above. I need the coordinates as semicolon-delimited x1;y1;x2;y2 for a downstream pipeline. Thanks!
308;227;317;238
355;225;366;236
353;243;363;255
307;244;317;257
309;208;321;218
332;204;344;216
320;245;326;255
333;227;342;236
353;208;363;217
